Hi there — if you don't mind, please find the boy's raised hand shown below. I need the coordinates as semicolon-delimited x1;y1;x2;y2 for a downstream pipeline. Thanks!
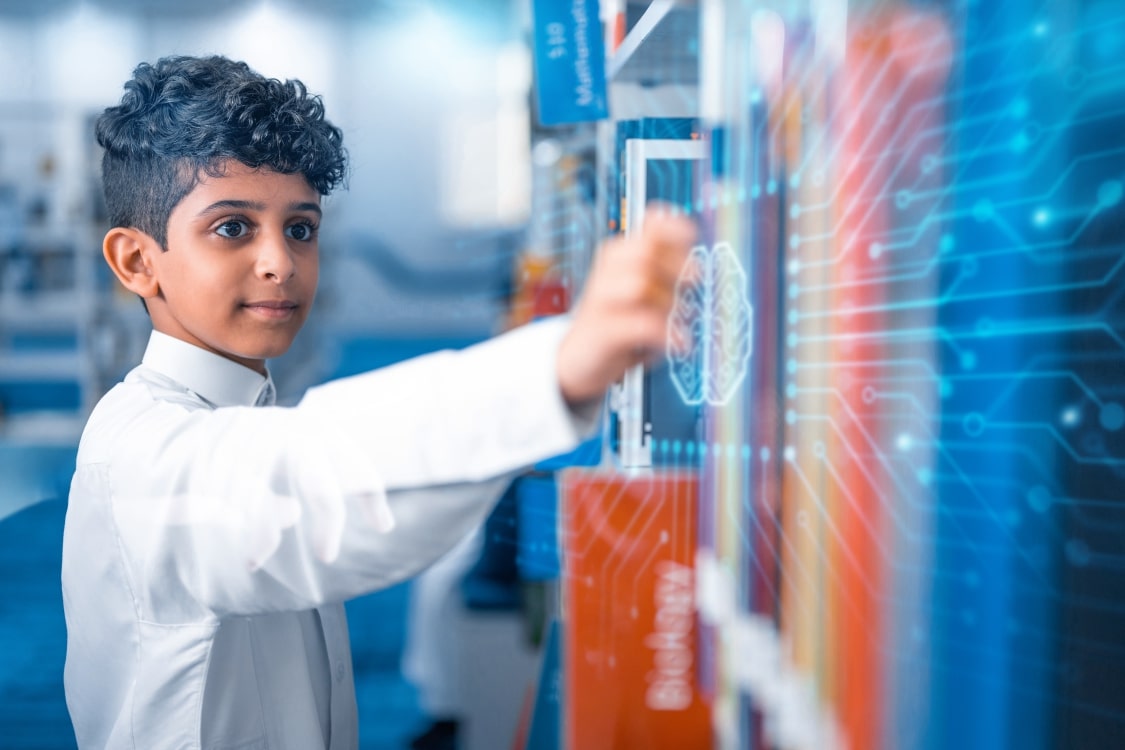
556;207;697;407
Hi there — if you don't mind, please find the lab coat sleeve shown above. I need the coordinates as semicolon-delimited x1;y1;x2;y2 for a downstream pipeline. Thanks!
105;317;595;620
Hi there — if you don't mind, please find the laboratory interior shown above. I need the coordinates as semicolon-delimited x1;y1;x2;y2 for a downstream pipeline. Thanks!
1;0;1124;748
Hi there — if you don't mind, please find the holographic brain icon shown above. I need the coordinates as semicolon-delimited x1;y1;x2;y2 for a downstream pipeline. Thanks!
666;242;753;406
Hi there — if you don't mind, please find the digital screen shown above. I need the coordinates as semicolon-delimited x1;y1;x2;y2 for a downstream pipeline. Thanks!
577;1;1125;748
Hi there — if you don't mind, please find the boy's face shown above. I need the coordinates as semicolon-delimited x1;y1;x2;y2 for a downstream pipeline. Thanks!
143;161;321;374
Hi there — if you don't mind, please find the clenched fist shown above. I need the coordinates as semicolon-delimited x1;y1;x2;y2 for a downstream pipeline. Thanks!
556;207;697;406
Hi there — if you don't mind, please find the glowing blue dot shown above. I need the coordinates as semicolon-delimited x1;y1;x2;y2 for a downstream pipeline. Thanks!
672;440;682;454
790;173;801;189
940;379;953;399
760;446;771;462
787;309;799;325
790;203;801;219
973;199;993;222
1010;98;1029;118
785;409;796;425
750;89;762;103
786;383;797;399
896;433;912;451
788;282;800;299
787;332;798;348
1061;406;1080;427
686;441;695;455
1100;402;1125;431
788;259;800;275
1011;132;1030;153
751;184;761;199
963;412;985;437
1033;21;1048;37
939;234;955;254
1033;208;1051;227
784;446;796;461
917;468;932;486
767;179;777;194
961;351;977;370
787;359;798;374
789;233;801;249
869;242;883;259
1065;539;1091;567
659;439;669;454
1027;485;1051;513
741;444;751;460
1098;180;1123;208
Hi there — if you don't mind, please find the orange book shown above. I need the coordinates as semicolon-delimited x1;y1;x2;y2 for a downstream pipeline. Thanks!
829;15;896;749
561;470;712;750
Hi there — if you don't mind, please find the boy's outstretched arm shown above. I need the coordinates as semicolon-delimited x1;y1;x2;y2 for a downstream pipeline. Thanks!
70;208;697;621
556;208;697;406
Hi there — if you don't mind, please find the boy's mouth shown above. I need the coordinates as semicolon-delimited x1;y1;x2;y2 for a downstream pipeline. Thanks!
242;299;299;319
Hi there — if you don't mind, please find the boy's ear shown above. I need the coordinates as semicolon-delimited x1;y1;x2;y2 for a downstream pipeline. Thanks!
103;227;162;299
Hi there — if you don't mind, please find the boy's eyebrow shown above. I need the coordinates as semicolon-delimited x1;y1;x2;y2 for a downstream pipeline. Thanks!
291;202;323;216
196;200;323;217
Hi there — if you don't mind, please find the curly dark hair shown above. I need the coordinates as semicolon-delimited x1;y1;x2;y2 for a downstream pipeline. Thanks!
96;55;347;248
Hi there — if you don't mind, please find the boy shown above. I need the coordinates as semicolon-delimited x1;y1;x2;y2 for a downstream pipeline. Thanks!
61;55;694;749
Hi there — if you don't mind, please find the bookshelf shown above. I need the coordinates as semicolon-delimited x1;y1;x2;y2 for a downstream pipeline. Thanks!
606;0;699;85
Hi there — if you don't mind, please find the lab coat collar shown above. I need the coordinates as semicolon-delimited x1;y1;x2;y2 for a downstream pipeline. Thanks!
141;330;274;408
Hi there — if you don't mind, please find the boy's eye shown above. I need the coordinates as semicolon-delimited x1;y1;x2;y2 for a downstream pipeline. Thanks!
287;222;316;241
216;220;248;238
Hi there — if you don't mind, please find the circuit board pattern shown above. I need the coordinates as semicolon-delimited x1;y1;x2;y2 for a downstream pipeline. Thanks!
551;1;1125;747
688;1;1125;748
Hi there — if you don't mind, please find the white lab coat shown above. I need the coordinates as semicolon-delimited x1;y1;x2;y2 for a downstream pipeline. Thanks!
61;319;594;750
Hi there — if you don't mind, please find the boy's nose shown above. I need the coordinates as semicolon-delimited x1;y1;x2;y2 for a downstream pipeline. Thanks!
255;233;297;283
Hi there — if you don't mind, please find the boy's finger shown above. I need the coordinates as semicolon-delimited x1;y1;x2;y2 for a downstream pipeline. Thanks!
642;208;697;251
640;212;697;285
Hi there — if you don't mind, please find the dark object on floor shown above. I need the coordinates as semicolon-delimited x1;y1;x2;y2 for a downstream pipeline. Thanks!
408;718;459;750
